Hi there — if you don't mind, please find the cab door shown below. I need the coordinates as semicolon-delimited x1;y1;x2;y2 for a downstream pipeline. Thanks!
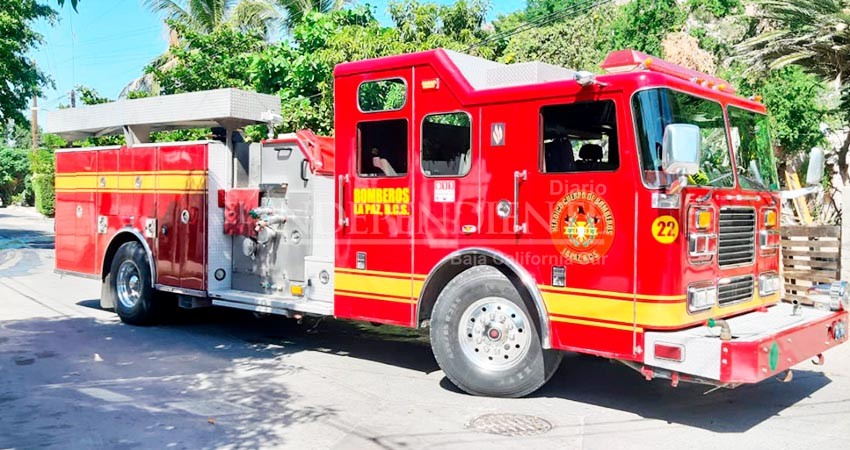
411;65;480;274
334;70;415;326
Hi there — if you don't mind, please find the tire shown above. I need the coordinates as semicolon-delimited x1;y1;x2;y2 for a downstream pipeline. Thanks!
104;241;162;325
430;266;563;398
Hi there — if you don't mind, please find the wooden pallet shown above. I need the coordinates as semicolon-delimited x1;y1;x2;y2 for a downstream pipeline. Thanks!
781;225;841;304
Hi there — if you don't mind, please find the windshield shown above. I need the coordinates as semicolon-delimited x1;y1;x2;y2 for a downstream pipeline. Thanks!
728;106;780;191
633;88;734;189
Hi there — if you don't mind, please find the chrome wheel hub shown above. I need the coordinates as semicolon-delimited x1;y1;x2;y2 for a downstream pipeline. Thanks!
458;297;531;370
116;260;142;309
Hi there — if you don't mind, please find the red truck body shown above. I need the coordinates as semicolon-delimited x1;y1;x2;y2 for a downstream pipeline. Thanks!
49;50;848;396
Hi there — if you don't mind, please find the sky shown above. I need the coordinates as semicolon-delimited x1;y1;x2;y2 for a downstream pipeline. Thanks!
32;0;525;126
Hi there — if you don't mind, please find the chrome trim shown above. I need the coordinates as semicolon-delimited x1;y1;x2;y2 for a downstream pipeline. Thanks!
759;230;781;251
104;228;157;287
688;232;716;258
156;284;207;298
513;170;527;233
687;282;717;313
717;206;757;269
416;248;552;349
717;275;755;306
758;271;780;297
337;174;349;227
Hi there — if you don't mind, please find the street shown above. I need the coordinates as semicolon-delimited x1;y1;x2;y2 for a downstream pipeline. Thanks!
1;206;849;450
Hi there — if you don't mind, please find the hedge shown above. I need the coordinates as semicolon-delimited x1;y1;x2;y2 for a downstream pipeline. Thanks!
32;172;55;216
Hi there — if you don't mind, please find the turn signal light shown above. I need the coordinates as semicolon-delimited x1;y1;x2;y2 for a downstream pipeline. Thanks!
290;285;304;297
695;209;712;230
764;209;777;228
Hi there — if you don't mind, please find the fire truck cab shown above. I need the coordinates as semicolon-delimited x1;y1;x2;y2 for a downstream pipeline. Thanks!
48;49;849;398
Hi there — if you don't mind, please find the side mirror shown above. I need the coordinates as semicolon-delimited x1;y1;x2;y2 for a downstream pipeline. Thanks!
662;124;701;176
806;147;825;186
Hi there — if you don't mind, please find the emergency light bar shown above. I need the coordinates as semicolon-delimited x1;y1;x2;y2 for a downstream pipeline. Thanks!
601;50;736;94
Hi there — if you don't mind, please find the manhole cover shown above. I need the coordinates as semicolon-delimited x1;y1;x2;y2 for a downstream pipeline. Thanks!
468;413;552;437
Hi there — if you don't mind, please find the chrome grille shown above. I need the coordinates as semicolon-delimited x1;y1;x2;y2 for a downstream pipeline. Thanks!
718;208;755;267
718;275;754;305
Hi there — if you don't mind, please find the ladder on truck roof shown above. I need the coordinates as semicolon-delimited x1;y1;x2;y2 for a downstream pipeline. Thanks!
45;88;282;145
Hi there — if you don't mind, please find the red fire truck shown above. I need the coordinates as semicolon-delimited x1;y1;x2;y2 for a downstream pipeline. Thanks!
47;49;848;397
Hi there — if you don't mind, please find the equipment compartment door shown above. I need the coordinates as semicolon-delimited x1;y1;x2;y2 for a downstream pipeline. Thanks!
54;150;97;275
334;68;416;326
156;144;208;291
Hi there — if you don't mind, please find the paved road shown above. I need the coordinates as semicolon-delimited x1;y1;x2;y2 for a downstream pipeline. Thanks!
1;206;849;450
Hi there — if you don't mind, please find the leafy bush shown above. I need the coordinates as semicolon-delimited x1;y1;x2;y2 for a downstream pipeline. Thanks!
31;172;54;216
0;147;31;206
30;149;55;216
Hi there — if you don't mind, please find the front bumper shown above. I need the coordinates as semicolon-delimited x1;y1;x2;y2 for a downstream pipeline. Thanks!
642;302;848;384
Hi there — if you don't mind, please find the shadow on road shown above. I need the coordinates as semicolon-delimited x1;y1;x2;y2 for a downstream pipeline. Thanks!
0;212;54;250
72;300;835;434
0;312;336;449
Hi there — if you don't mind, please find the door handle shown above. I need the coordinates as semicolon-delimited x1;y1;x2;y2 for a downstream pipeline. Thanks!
338;174;350;227
300;159;309;183
513;170;527;234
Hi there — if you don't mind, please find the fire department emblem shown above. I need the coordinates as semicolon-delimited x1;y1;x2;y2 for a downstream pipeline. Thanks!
550;191;615;264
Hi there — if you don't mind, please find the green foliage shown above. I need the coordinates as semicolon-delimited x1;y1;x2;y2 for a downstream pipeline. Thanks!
687;0;741;18
0;147;32;206
247;1;492;134
525;0;587;20
731;65;827;157
0;0;56;125
31;173;54;216
30;149;55;216
150;20;267;94
611;0;686;56
502;5;618;71
56;0;80;11
75;85;110;105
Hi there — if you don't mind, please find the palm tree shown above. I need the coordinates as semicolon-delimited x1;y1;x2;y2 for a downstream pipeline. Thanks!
735;0;850;179
143;0;281;36
277;0;348;28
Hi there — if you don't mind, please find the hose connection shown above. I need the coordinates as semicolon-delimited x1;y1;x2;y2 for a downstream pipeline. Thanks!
706;318;732;341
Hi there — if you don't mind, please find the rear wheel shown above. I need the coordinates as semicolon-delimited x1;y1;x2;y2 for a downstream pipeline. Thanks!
104;241;162;325
430;266;562;397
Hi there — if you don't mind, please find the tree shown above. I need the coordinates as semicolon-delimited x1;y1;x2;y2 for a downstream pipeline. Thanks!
502;4;618;70
143;0;281;36
0;0;56;125
612;0;686;57
735;0;850;181
56;0;80;11
277;0;348;28
149;21;267;95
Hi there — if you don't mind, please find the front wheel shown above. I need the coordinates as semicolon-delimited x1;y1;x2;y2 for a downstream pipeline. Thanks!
104;241;162;325
430;266;562;397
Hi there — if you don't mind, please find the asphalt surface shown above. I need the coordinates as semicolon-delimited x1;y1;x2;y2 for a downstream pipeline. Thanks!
1;206;850;450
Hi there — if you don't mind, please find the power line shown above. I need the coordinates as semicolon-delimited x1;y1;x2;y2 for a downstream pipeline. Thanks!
466;0;613;53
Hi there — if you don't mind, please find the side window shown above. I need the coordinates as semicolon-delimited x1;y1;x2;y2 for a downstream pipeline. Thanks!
421;112;472;177
358;79;407;112
540;100;619;173
358;119;408;177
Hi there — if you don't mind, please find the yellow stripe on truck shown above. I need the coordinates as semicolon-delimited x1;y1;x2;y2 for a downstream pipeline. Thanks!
55;173;206;193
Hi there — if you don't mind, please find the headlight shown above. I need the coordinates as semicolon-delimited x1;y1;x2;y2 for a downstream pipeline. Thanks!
688;284;717;312
759;273;780;297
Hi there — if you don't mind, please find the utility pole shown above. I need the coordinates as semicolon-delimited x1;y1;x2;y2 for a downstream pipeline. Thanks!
31;95;38;153
70;89;76;108
30;58;38;153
